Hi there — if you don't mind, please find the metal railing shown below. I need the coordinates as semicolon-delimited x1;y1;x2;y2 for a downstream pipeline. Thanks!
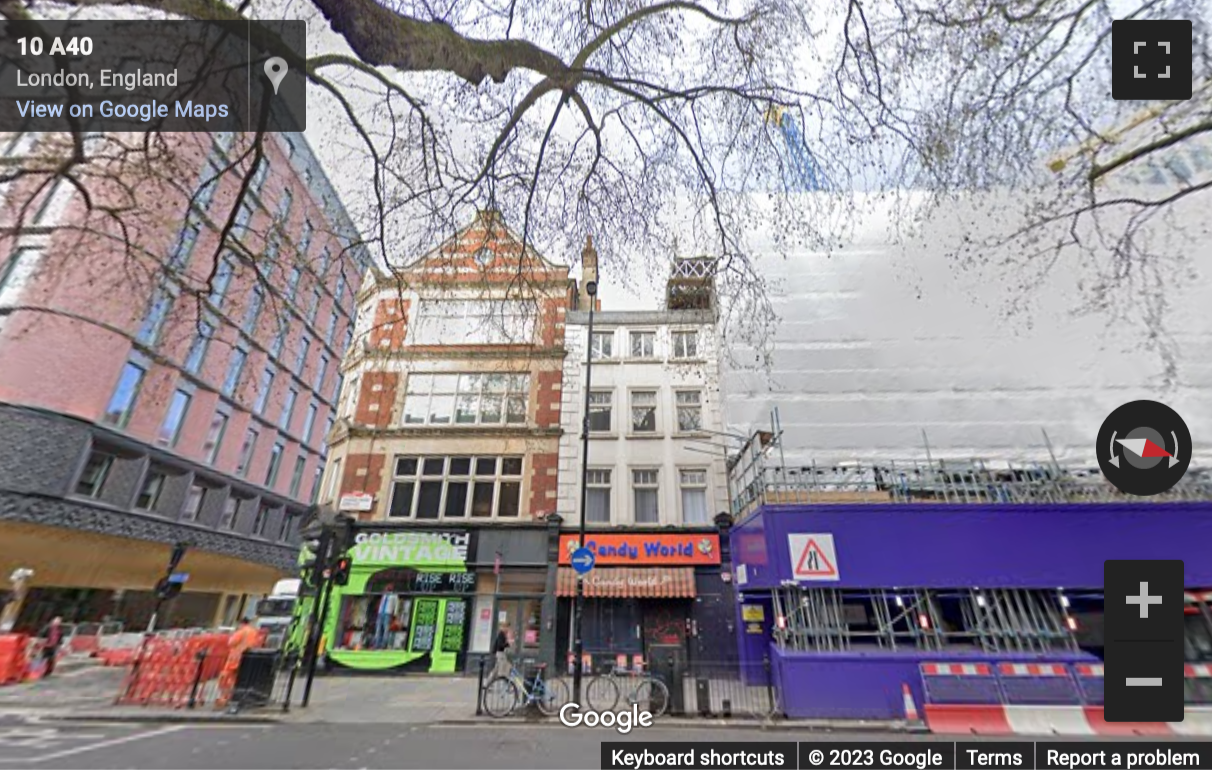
668;659;778;720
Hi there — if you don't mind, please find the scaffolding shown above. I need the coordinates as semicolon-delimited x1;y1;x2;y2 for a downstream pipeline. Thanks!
770;585;1088;655
731;408;1212;656
727;408;1212;517
665;256;716;311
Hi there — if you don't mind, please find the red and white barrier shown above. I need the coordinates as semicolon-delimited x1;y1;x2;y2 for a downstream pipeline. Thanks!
921;663;993;676
998;663;1068;677
924;705;1212;736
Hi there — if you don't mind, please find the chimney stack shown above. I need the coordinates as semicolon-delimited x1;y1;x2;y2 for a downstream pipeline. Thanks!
580;235;599;309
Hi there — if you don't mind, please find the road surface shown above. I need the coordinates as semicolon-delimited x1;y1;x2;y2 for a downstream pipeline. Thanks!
0;714;1201;769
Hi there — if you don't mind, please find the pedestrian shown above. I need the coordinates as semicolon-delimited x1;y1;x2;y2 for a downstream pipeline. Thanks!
491;621;512;678
216;618;261;708
40;616;63;677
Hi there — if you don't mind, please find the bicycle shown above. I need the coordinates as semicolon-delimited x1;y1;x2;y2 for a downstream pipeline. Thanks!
584;665;669;717
483;659;570;718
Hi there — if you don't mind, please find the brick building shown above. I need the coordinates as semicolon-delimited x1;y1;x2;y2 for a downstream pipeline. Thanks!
0;130;368;631
315;210;572;674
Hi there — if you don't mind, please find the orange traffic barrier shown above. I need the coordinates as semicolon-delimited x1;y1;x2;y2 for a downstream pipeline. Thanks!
116;633;235;708
0;635;29;685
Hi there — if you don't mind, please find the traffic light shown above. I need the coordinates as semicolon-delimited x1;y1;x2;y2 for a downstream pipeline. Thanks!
331;556;351;586
330;514;356;559
300;530;331;588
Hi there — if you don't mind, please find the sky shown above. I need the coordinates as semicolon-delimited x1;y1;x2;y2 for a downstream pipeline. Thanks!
55;0;1202;464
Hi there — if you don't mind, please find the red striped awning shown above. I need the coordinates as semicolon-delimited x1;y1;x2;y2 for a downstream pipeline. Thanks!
556;567;696;598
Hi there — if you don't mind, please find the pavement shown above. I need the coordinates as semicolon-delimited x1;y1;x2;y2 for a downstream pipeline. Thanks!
0;664;1206;770
0;662;127;713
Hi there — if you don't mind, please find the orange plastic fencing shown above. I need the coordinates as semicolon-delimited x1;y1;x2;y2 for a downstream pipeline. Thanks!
0;635;29;686
116;633;232;708
115;629;270;709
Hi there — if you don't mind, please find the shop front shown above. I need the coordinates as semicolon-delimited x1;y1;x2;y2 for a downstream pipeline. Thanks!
324;528;477;674
553;531;730;675
463;525;553;673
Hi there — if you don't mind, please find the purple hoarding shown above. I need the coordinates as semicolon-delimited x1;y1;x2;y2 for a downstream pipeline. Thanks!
731;502;1212;589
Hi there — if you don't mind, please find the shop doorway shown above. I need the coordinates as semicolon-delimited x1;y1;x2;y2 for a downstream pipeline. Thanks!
496;597;543;659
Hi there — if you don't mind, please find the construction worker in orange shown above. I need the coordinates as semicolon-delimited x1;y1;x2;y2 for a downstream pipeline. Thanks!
216;618;260;708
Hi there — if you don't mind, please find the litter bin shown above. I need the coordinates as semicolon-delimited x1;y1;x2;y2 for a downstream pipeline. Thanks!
229;648;280;713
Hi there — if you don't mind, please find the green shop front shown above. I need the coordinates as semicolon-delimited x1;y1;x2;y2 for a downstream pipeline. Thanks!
323;528;477;674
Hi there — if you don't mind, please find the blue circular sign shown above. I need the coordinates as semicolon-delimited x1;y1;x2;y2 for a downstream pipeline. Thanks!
570;547;596;575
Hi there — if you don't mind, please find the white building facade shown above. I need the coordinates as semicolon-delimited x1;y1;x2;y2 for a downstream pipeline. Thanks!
556;305;728;528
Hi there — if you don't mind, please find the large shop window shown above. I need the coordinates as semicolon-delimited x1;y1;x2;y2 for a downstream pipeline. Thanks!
584;599;642;654
402;373;529;426
335;578;414;651
389;455;523;519
410;299;536;345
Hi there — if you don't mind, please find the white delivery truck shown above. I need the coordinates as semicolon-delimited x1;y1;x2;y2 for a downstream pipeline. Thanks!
253;578;301;649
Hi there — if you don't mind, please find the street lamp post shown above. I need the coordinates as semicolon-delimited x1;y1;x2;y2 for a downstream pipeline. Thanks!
572;279;598;705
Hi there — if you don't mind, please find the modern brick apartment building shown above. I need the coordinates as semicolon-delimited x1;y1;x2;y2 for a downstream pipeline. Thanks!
0;130;368;631
314;210;573;674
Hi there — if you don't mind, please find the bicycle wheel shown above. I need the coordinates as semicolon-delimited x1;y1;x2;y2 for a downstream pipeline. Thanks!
634;678;669;717
535;676;571;716
585;675;619;711
483;676;519;718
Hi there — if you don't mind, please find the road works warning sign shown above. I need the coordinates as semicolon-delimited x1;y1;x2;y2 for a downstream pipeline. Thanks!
788;534;839;581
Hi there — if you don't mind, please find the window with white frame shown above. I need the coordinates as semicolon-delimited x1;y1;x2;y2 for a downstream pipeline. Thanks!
402;373;529;426
671;330;698;359
410;299;536;345
587;391;612;432
675;390;703;433
586;469;611;523
590;331;614;360
632;469;659;524
629;330;655;358
630;390;657;433
679;469;710;524
388;455;522;520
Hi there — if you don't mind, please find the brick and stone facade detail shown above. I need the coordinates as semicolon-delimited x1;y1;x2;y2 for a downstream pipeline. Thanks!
340;453;386;500
528;451;560;517
369;298;411;351
354;371;400;428
534;369;563;429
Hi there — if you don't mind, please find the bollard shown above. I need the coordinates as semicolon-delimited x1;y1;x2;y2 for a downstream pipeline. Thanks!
475;654;487;715
187;649;208;709
763;654;776;717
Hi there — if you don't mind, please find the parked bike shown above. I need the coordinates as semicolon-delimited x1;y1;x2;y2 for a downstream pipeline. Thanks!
483;659;570;718
584;664;669;717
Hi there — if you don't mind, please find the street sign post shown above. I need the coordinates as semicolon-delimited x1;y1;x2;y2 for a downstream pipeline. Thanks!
571;547;596;575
